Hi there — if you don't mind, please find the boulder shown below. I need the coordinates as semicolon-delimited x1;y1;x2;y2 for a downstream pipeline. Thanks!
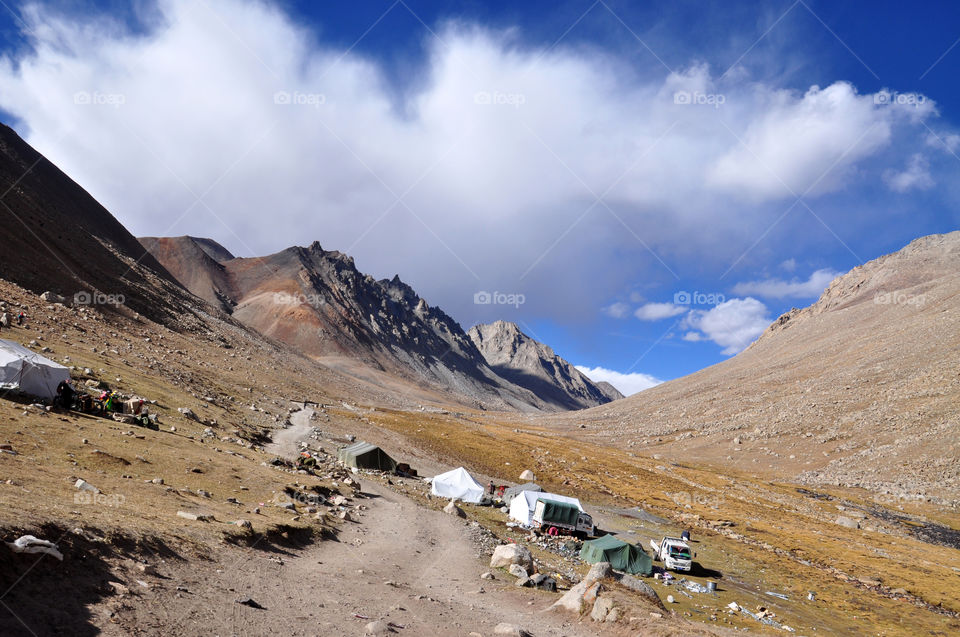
519;469;535;481
508;563;528;578
591;596;615;622
836;516;860;529
40;291;66;304
364;620;393;635
619;574;666;611
514;575;532;588
493;624;532;637
443;500;465;517
490;544;533;571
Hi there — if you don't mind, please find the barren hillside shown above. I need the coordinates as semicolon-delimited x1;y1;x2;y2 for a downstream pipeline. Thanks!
554;232;960;504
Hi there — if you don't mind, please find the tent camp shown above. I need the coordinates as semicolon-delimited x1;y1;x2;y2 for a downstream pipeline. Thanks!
0;339;70;400
337;441;397;471
430;467;484;503
502;483;542;505
580;535;652;575
508;490;583;526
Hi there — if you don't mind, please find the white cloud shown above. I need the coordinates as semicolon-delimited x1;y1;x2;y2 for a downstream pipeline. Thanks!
731;267;840;299
883;153;934;193
682;297;770;355
576;365;662;396
708;82;934;200
634;302;686;321
603;302;631;319
926;132;960;153
0;1;944;324
779;258;797;272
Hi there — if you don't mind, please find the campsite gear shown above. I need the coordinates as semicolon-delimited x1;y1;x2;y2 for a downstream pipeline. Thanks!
508;490;583;526
580;535;652;574
0;339;70;400
532;499;595;537
430;467;484;503
395;463;417;477
502;483;542;506
707;581;717;592
337;441;397;471
650;537;693;572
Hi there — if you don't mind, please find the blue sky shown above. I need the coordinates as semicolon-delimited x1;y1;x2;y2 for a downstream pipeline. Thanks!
0;0;958;395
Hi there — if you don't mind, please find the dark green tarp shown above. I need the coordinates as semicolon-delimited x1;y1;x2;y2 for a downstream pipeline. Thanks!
536;499;580;526
579;535;652;575
337;441;397;471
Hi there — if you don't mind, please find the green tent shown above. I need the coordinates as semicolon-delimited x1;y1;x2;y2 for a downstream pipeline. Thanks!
579;535;652;575
337;441;397;471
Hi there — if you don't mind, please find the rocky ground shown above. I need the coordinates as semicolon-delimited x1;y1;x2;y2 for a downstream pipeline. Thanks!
1;271;958;636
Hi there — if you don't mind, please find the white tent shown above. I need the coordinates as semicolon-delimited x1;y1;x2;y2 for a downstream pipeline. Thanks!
508;490;584;526
0;339;70;400
430;467;484;503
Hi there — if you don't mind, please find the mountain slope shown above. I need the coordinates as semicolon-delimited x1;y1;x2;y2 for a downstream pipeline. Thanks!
557;232;960;504
468;321;622;409
0;123;192;323
140;238;561;412
138;236;237;312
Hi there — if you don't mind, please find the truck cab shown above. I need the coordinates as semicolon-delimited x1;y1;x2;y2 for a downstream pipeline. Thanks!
650;536;693;571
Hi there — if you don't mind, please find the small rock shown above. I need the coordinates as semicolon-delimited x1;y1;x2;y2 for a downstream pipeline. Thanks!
235;597;265;609
493;623;532;637
666;595;676;604
480;572;495;580
508;563;528;578
443;500;465;517
176;511;211;521
364;620;393;635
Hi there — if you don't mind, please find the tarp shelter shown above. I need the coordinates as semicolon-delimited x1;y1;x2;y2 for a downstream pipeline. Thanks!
430;467;484;503
536;499;580;526
337;441;397;471
0;339;70;400
580;535;652;575
502;483;542;505
509;490;583;526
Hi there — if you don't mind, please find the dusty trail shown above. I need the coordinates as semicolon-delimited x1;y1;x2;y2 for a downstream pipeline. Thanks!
102;412;613;637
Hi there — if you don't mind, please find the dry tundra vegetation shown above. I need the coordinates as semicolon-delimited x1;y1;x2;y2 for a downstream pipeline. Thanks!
0;255;958;637
0;274;960;635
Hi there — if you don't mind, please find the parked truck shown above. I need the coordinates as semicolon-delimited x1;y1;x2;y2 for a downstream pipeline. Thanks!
649;536;693;571
532;499;594;537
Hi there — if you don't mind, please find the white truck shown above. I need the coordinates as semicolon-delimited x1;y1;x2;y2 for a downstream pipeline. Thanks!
649;536;693;571
532;499;595;537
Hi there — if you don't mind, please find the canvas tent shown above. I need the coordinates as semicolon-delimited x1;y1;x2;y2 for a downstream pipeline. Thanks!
430;467;484;503
0;339;70;400
337;441;397;471
508;490;583;526
580;535;652;575
502;483;542;505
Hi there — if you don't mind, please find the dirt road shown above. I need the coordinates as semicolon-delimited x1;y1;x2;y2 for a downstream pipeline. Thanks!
101;414;617;636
